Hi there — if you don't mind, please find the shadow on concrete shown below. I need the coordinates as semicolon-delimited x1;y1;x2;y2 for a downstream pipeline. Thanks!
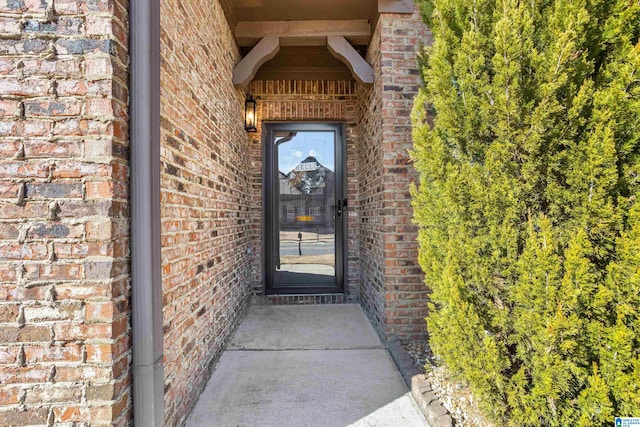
186;305;428;427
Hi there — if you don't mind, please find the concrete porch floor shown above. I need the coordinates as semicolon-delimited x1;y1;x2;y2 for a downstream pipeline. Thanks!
186;304;429;426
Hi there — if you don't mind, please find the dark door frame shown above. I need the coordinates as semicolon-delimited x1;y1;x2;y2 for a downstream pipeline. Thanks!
262;122;348;294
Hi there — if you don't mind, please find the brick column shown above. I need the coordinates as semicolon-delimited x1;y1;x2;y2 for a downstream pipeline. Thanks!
358;6;432;341
0;0;131;425
379;9;432;341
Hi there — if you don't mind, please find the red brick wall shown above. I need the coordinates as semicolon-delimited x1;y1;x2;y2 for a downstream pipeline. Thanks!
248;80;361;299
380;9;432;341
0;1;431;423
160;0;253;425
0;0;131;425
358;8;431;341
356;22;387;335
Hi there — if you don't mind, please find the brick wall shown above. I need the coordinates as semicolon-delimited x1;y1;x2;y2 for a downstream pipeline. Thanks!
0;1;431;423
0;0;131;425
358;8;431;341
160;0;253;425
248;80;360;299
356;22;386;335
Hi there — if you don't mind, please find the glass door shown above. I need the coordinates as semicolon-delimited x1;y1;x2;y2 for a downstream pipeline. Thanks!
264;123;345;294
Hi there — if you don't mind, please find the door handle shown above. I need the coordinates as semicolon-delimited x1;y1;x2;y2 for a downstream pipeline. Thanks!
336;199;347;218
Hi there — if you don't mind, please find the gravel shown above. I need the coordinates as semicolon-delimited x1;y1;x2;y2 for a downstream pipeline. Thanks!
402;342;494;427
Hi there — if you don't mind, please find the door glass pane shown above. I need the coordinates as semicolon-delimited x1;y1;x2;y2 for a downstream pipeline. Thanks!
274;131;335;287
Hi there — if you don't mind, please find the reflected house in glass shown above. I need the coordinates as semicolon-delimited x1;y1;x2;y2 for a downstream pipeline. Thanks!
278;156;336;233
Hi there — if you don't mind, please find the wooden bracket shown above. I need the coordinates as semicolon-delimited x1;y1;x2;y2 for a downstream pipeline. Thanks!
327;36;374;85
232;36;280;88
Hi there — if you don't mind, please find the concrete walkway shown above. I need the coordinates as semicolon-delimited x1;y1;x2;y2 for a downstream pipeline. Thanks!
186;304;429;427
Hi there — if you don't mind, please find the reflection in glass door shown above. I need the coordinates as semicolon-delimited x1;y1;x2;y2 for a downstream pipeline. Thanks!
264;123;345;293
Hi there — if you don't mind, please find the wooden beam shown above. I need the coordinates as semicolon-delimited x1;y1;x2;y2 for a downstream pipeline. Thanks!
233;36;280;88
219;0;237;28
327;36;373;84
235;20;371;47
378;0;414;14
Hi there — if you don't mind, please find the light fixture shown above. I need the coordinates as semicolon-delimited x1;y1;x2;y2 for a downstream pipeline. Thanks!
244;94;257;132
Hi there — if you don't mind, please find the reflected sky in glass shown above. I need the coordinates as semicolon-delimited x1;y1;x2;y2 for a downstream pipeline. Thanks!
277;132;335;174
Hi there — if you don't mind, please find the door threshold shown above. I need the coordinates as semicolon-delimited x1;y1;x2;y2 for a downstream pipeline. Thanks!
266;286;343;295
256;293;351;305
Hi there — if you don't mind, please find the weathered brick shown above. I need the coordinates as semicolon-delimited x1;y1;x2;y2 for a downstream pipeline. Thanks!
26;182;83;199
54;242;113;259
26;223;84;239
85;57;113;78
0;303;19;322
0;408;49;426
25;384;84;404
0;223;19;239
86;382;115;401
0;366;50;384
85;343;114;363
56;79;88;96
23;17;84;35
36;262;83;280
55;38;113;55
0;16;21;34
84;260;113;280
85;300;114;323
0;99;20;116
55;365;112;382
0;386;21;406
0;265;17;282
0;161;51;179
0;79;49;97
0;325;51;342
0;242;49;260
0;39;49;55
53;406;85;423
0;119;20;136
0;345;19;363
53;321;111;341
24;343;83;364
23;119;51;136
86;15;113;36
24;140;82;159
0;0;130;423
85;180;115;200
24;98;83;117
23;302;83;322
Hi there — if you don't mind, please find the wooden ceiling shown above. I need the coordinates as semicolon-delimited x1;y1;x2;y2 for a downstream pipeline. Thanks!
230;0;376;22
223;0;413;82
244;45;367;81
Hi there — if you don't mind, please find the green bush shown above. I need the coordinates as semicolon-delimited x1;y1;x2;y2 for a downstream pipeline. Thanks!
411;0;640;425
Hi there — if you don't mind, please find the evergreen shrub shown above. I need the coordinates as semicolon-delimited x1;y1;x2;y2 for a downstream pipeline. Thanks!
411;0;640;425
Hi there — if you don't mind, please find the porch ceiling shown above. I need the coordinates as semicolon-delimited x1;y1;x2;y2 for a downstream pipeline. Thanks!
225;0;413;85
231;0;376;22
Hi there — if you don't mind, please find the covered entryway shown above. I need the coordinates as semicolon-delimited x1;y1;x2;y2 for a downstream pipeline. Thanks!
4;0;432;423
135;0;430;424
264;123;346;294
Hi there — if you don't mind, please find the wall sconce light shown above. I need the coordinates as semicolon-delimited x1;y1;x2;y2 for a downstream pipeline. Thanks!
244;94;257;132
